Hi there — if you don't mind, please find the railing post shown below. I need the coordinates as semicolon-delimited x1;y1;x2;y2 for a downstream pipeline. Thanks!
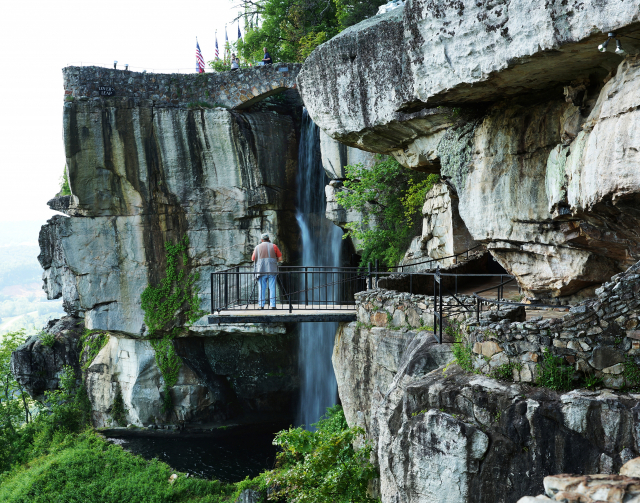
438;269;443;344
289;271;293;313
410;274;413;295
305;267;308;306
224;272;228;308
236;267;240;305
433;274;437;337
367;262;371;290
476;297;480;322
375;259;379;289
210;273;214;313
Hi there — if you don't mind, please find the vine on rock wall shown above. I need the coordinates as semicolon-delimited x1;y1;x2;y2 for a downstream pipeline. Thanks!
140;235;205;413
111;382;127;426
79;330;109;371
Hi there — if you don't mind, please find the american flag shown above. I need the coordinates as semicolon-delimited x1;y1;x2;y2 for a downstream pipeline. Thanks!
238;24;242;40
215;34;219;59
196;40;205;73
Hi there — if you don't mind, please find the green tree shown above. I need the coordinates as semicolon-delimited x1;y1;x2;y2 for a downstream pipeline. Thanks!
0;330;34;472
234;0;387;63
336;155;439;269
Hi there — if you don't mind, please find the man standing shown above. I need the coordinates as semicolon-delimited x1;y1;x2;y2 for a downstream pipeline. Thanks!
262;47;272;65
252;233;282;309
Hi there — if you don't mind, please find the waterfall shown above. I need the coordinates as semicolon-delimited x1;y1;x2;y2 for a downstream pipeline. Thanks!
295;109;342;429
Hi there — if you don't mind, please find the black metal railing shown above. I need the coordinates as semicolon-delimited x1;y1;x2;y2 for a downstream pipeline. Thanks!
210;263;571;343
210;265;369;313
391;244;485;272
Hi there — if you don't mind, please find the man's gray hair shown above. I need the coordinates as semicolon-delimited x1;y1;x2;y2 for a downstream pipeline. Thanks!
261;233;270;241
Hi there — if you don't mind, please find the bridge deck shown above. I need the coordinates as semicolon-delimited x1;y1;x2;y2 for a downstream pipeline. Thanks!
208;304;356;324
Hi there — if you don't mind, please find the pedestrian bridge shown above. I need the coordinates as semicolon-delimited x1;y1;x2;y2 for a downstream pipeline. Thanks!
208;259;571;343
208;266;363;324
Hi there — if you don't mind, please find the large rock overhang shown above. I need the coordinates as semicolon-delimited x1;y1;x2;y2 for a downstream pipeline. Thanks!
297;0;640;152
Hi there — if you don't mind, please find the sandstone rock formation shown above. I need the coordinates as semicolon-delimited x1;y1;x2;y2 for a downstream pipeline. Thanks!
401;181;478;269
298;0;640;298
334;317;640;503
23;67;308;427
43;68;302;335
299;0;639;150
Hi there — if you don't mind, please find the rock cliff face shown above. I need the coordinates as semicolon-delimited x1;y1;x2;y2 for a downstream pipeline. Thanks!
298;0;640;298
44;72;301;333
22;67;307;427
334;318;640;503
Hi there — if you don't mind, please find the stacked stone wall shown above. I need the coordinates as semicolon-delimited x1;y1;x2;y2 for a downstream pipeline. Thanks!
356;259;640;389
63;64;301;109
356;289;476;330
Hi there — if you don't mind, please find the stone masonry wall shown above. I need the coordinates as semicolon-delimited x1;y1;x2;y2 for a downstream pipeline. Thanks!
357;258;640;390
356;289;476;331
63;64;301;110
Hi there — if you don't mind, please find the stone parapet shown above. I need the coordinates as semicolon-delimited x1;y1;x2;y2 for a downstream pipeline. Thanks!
355;289;476;330
63;64;302;109
356;258;640;389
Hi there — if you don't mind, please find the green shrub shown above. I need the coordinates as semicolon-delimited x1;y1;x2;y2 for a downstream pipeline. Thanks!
38;331;56;348
266;404;378;503
336;155;439;269
0;330;35;473
447;321;474;372
584;373;603;389
491;362;522;381
111;382;127;426
537;348;574;391
624;355;640;389
57;165;72;197
0;431;235;502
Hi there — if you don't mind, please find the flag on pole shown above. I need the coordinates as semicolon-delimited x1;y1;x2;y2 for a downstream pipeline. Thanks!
196;39;205;73
225;25;229;62
238;23;242;40
215;31;219;59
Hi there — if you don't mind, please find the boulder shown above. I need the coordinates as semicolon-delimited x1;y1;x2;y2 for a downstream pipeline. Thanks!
333;321;640;503
10;316;83;400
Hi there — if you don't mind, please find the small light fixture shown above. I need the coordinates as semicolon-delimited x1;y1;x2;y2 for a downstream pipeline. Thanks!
125;64;129;71
615;39;626;56
114;60;118;69
598;38;610;52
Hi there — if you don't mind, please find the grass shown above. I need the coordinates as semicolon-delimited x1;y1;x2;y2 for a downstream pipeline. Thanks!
491;362;522;381
0;432;235;503
536;348;574;391
447;321;474;372
38;332;56;348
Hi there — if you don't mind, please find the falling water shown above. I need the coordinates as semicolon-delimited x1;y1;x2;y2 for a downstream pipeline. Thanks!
295;109;343;428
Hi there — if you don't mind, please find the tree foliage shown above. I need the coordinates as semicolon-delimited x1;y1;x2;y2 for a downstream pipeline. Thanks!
234;0;388;63
265;404;378;503
57;166;71;197
336;155;439;269
0;330;34;472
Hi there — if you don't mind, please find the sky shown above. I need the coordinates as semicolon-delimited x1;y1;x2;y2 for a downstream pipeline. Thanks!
0;0;242;226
